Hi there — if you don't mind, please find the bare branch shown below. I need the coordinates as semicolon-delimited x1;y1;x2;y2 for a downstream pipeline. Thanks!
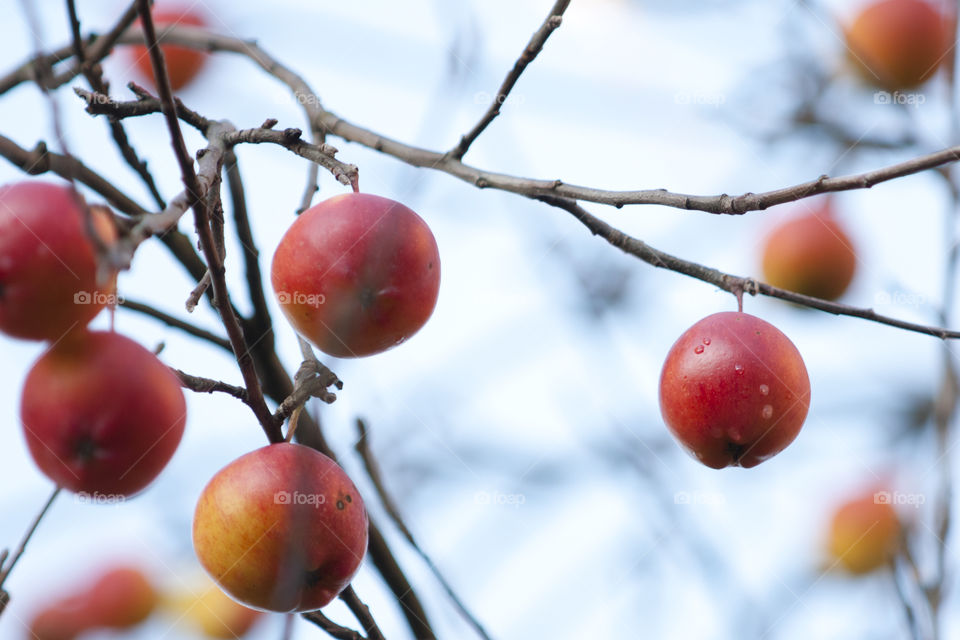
136;0;280;442
339;586;387;640
0;487;61;594
118;297;231;351
540;194;960;339
450;0;570;159
355;419;491;640
272;356;343;425
302;610;366;640
172;368;248;401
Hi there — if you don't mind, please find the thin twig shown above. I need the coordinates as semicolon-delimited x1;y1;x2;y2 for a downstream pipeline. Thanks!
538;195;960;339
0;487;61;591
449;0;570;159
225;147;275;343
355;419;492;640
118;298;231;351
339;586;387;640
0;133;146;215
302;610;366;640
136;0;280;442
272;356;342;425
9;25;960;215
172;368;248;401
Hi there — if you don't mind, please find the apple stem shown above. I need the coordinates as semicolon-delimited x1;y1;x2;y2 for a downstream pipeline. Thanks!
285;406;303;442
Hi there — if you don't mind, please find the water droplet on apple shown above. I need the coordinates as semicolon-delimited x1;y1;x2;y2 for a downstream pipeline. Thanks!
759;384;769;396
702;337;711;345
734;363;744;374
694;345;704;354
761;404;773;419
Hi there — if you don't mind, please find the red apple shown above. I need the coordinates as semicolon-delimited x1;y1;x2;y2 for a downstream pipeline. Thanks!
84;566;158;629
0;181;117;341
193;443;368;612
845;0;955;90
28;602;88;640
131;5;210;91
827;489;902;574
659;312;811;468
20;330;186;496
27;565;157;640
761;200;856;301
271;192;441;358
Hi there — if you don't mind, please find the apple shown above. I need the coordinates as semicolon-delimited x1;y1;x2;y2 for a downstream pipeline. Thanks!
0;181;117;341
845;0;954;90
20;330;186;496
761;200;856;301
131;5;210;91
271;192;441;358
165;577;263;638
28;603;87;640
193;442;368;612
659;312;811;468
27;565;157;640
827;489;902;574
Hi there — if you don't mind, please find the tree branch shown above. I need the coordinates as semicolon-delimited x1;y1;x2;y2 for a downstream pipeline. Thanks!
172;368;248;401
0;487;61;595
449;0;570;159
539;194;960;339
355;419;491;640
118;298;232;351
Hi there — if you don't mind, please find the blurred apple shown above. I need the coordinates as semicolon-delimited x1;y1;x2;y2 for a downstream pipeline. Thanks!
845;0;955;90
0;181;117;341
165;578;263;638
130;4;210;91
761;199;856;301
827;488;902;574
26;564;157;640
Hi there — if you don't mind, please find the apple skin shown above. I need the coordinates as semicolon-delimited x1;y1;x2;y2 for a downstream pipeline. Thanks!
28;603;89;640
131;6;209;91
193;443;369;612
27;565;157;640
659;312;811;468
761;201;856;301
845;0;955;90
828;490;901;574
0;181;117;341
166;580;263;638
271;193;441;358
84;566;158;629
19;330;187;496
